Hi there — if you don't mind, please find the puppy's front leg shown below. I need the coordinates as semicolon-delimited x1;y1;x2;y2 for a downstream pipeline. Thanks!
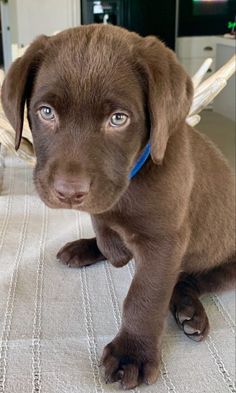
57;227;132;268
57;237;105;267
102;235;185;389
92;218;133;268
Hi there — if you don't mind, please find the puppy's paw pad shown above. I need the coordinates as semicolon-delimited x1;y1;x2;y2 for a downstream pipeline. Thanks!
56;240;94;268
182;316;209;341
174;298;209;341
56;243;79;267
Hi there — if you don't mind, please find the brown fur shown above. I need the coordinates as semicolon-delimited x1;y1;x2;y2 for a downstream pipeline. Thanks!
1;24;235;389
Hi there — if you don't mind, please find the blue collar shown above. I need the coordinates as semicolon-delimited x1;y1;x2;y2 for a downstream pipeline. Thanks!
128;142;151;180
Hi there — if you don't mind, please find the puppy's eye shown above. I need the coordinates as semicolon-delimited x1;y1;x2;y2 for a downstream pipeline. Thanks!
109;113;129;127
39;106;55;121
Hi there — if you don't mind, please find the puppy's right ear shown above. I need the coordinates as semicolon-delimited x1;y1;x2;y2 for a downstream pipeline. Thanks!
134;36;193;164
1;35;48;150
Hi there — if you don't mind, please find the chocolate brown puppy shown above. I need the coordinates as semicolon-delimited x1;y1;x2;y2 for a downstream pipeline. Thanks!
1;24;235;389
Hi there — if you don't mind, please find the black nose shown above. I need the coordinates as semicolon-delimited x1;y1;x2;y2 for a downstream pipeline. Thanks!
53;177;90;203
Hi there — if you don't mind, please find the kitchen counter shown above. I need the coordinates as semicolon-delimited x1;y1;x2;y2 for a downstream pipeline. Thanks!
214;36;236;48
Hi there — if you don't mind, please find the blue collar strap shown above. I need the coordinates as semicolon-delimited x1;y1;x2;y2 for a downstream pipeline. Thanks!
128;142;151;180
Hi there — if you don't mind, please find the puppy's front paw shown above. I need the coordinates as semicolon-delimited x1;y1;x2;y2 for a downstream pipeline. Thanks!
57;238;102;268
101;331;160;389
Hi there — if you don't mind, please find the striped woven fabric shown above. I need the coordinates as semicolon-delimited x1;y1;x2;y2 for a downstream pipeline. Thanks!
0;154;235;393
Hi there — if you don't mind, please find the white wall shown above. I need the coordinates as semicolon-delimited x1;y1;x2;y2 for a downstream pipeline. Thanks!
15;0;81;47
1;0;81;69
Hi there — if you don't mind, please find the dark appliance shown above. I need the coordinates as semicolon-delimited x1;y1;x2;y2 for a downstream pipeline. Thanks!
81;0;177;49
178;0;236;37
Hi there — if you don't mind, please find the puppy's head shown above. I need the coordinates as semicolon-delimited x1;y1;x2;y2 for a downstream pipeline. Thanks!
1;25;193;214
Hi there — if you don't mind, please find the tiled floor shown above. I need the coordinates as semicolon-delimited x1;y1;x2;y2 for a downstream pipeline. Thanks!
197;110;235;169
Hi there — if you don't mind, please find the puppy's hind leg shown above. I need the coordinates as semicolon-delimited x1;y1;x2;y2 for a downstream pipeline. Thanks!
170;258;236;341
170;276;210;341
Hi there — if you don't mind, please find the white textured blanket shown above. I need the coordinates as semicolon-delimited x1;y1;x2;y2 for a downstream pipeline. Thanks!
0;154;235;393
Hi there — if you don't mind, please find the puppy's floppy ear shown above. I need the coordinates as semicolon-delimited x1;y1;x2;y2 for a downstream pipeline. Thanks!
136;36;193;164
1;35;48;150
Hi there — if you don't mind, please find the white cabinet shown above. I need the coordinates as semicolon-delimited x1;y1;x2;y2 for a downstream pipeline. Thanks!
180;57;215;78
176;36;216;59
176;36;216;79
177;36;235;120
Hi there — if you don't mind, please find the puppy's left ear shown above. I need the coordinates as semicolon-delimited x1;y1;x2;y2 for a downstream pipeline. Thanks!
136;36;193;164
1;35;48;150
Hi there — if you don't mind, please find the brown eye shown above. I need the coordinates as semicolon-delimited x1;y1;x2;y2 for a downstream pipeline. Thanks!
110;112;129;127
39;106;55;121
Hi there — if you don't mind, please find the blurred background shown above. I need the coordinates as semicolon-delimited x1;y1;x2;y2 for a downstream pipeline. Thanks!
0;0;235;163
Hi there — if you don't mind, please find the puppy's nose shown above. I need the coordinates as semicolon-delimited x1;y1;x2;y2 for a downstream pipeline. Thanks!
53;177;89;203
